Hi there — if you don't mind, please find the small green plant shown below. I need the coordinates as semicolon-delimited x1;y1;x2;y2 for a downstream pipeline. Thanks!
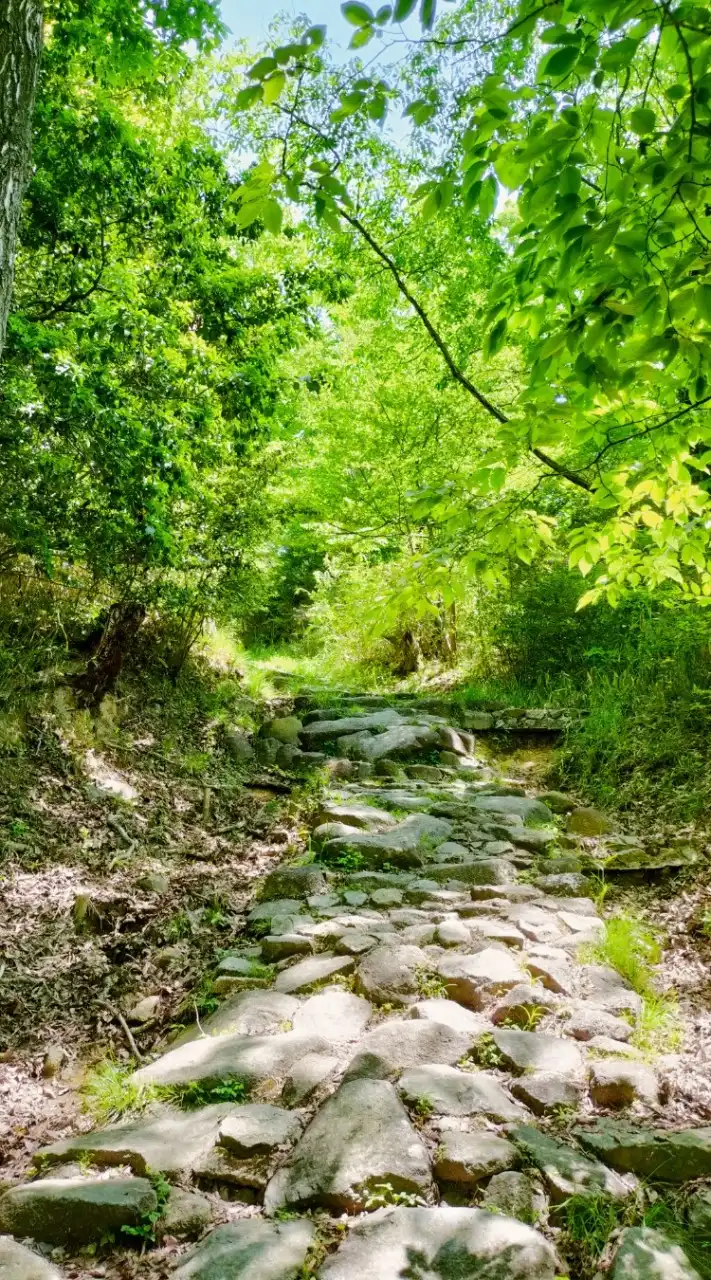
163;1076;247;1109
121;1171;171;1245
582;915;661;995
83;1062;155;1124
560;1191;627;1267
164;911;193;943
470;1033;505;1069
415;966;447;999
9;818;29;837
363;1182;428;1210
412;1095;434;1120
503;1005;547;1031
632;992;683;1055
331;848;366;874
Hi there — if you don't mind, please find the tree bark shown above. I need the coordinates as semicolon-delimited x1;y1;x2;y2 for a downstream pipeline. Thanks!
0;0;43;363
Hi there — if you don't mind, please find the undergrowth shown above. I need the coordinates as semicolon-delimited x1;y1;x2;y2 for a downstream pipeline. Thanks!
580;915;681;1054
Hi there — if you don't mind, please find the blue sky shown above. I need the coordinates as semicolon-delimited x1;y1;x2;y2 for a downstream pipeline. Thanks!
219;1;359;54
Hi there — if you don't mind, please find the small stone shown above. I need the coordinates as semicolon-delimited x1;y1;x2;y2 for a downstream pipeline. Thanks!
218;1104;303;1156
567;806;614;836
127;994;160;1023
438;948;527;1008
264;1079;434;1213
408;1000;490;1035
587;1037;642;1058
399;1065;526;1122
356;944;430;1005
611;1227;701;1279
157;1188;211;1242
408;765;443;782
434;1132;519;1185
213;975;269;995
224;726;254;761
589;1061;659;1107
335;930;378;956
431;842;473;862
41;1045;66;1079
137;871;170;894
511;1073;584;1117
471;919;525;949
260;865;327;900
526;956;575;996
558;910;603;934
260;934;314;962
492;983;560;1027
480;1170;547;1225
273;954;355;994
342;889;368;906
436;919;471;947
493;1029;583;1076
567;1005;632;1042
535;873;591;896
370;887;403;907
172;1219;315;1280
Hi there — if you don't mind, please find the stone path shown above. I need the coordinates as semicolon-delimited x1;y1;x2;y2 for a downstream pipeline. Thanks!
1;693;709;1278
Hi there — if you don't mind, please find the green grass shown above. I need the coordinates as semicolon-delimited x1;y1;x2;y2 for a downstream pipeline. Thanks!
582;916;661;995
82;1062;156;1124
632;991;683;1054
162;1076;247;1109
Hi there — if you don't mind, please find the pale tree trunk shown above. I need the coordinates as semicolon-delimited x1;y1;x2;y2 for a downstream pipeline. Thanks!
0;0;43;363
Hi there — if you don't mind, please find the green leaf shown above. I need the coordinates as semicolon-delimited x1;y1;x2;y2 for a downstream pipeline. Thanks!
248;57;277;80
541;44;580;78
375;5;393;22
394;0;418;16
350;25;375;47
420;0;436;29
262;72;285;104
234;84;263;110
600;38;639;71
478;174;497;221
630;106;656;134
304;25;327;46
342;1;374;25
262;199;283;234
698;286;711;325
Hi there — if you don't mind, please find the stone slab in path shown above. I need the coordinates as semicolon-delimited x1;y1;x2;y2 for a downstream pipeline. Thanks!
492;1028;583;1076
319;1205;560;1279
343;1017;476;1080
0;1176;157;1246
576;1122;711;1182
399;1064;526;1121
291;988;372;1042
172;1218;315;1279
611;1226;701;1278
263;1078;433;1213
34;1102;234;1177
134;1029;330;1088
273;954;355;994
174;990;299;1044
433;1131;520;1184
513;1126;632;1201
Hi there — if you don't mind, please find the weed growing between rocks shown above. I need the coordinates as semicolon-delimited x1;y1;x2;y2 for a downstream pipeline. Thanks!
580;914;682;1055
82;1062;155;1125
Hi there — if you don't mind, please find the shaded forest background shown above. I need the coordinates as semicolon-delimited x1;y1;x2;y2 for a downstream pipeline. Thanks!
2;0;711;824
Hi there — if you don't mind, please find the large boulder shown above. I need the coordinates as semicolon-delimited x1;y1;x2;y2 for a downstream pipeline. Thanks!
302;710;404;742
319;1205;560;1280
611;1227;701;1279
315;801;397;831
0;1176;157;1246
320;814;453;871
566;806;614;836
172;1219;314;1279
263;1079;433;1213
34;1103;234;1178
259;865;328;901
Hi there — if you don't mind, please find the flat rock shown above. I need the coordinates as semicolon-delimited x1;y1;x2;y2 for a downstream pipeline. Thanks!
527;956;575;996
0;1176;157;1246
316;801;397;830
470;919;525;948
172;1219;315;1279
158;1188;212;1242
261;933;314;961
566;1004;633;1042
273;954;355;994
472;795;554;824
356;944;430;1005
292;988;372;1042
511;1072;584;1116
408;999;491;1035
589;1061;659;1107
425;859;516;885
35;1103;233;1178
399;1065;526;1121
248;898;305;924
134;1030;330;1088
180;990;298;1042
264;1078;433;1213
0;1238;62;1279
438;948;527;1008
536;873;590;896
576;1122;711;1182
512;1125;631;1201
319;1205;559;1280
303;710;404;741
321;815;452;869
611;1227;701;1279
538;791;576;813
434;1132;519;1185
581;965;643;1016
340;724;438;762
492;1029;583;1076
436;919;471;947
343;1018;475;1080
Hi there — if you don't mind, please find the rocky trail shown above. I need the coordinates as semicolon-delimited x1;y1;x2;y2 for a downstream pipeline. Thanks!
2;691;711;1279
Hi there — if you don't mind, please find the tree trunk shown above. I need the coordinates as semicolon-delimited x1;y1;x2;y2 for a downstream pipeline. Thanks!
0;0;43;362
76;602;146;705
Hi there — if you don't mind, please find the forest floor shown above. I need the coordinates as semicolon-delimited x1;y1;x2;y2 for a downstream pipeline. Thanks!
2;658;711;1278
